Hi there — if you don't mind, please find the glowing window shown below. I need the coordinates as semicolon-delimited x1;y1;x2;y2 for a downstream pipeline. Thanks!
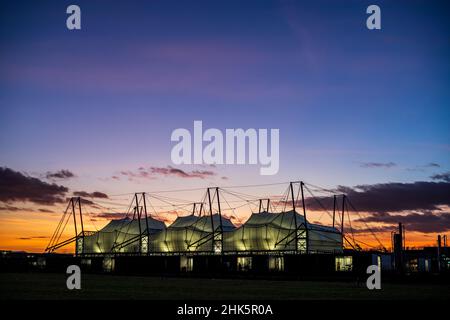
335;256;353;272
269;256;284;271
180;256;194;272
237;257;252;271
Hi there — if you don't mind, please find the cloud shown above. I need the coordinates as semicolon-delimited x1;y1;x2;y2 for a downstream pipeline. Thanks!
149;166;216;179
298;181;450;214
430;171;450;182
95;212;127;219
360;162;396;168
356;212;450;233
120;166;217;180
0;204;54;213
335;181;450;213
407;163;441;172
63;197;102;209
45;169;76;180
0;204;22;212
189;170;217;179
425;163;440;168
0;167;68;205
120;168;157;180
350;225;399;234
73;191;109;199
79;198;102;209
17;236;49;240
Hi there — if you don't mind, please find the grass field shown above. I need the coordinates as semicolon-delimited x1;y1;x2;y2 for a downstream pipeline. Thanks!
1;272;449;300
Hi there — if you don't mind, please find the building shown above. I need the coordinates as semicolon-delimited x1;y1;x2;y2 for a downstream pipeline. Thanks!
40;184;447;276
80;210;342;256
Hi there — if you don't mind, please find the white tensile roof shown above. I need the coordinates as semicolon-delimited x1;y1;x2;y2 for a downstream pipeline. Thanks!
241;210;340;233
168;214;235;232
98;216;166;235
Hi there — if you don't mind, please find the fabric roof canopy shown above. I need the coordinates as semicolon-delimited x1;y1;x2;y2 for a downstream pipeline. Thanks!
223;210;342;253
81;210;342;254
82;217;165;254
150;214;235;252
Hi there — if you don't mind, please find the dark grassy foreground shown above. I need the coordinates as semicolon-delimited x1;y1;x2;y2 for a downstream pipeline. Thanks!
1;272;449;300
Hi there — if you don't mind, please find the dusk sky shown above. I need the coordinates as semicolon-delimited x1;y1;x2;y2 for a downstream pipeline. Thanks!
1;0;449;252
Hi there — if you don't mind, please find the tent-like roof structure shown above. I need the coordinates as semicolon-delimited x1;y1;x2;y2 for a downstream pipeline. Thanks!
168;214;235;232
243;210;304;228
81;210;341;254
150;214;235;252
82;216;166;254
98;217;166;234
223;210;342;253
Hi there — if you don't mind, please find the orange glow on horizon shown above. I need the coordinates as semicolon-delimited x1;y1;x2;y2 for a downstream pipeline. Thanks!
0;207;445;253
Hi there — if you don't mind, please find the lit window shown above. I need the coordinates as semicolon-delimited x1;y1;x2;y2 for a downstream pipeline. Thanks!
269;256;284;271
335;256;353;272
180;256;194;272
237;257;252;271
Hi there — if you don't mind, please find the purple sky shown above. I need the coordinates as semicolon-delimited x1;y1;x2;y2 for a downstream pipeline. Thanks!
0;0;449;198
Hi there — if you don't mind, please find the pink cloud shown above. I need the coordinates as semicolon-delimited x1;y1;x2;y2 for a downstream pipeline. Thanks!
119;166;219;180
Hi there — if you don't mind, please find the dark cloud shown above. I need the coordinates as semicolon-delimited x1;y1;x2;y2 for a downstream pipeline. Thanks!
430;171;450;183
360;162;396;169
73;191;109;198
0;204;54;213
407;163;441;172
64;197;102;209
120;166;217;180
245;181;450;221
0;167;68;205
356;212;450;233
45;169;76;180
95;212;127;219
323;181;450;213
425;163;440;168
120;168;157;180
0;204;22;212
17;236;49;240
189;169;216;178
80;198;101;208
351;225;398;234
150;166;216;179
